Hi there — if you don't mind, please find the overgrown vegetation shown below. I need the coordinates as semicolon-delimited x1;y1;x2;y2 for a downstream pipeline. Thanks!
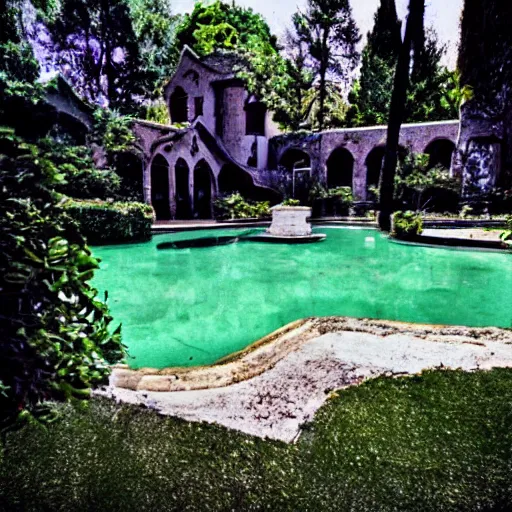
391;210;423;239
501;215;512;245
2;369;512;510
394;152;461;212
63;199;154;245
0;129;125;427
214;193;271;220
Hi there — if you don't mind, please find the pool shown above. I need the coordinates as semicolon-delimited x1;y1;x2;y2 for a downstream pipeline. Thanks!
92;227;512;369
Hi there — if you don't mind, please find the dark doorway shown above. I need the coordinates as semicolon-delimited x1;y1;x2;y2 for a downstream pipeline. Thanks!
425;139;456;170
150;154;171;220
175;158;191;219
170;87;188;124
194;160;214;219
327;147;354;189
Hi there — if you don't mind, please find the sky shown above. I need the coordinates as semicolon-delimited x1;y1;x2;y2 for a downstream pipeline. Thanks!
172;0;464;68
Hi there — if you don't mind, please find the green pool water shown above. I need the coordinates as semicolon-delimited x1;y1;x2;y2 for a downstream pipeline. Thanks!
92;227;512;369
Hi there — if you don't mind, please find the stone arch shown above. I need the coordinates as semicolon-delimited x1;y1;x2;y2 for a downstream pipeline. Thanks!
279;148;311;172
365;146;407;198
424;138;456;170
175;158;191;219
150;154;171;220
326;147;354;189
170;86;188;124
194;159;215;219
365;146;386;197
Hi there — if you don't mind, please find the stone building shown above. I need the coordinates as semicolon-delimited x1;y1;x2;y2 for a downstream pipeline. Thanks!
135;46;461;220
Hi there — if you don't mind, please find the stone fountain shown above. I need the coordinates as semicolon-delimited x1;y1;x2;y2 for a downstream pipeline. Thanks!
248;205;326;244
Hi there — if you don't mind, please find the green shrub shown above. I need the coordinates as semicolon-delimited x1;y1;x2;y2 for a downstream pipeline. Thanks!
395;152;461;212
282;198;301;206
214;193;271;220
391;210;423;239
501;215;512;245
327;186;353;205
63;199;154;245
0;129;125;426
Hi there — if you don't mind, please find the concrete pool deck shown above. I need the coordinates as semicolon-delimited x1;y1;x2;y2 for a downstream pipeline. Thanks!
101;318;512;443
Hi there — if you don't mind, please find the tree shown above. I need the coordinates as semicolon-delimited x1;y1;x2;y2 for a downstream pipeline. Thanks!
347;0;454;127
174;0;278;56
0;4;125;427
378;0;425;231
39;0;179;115
291;0;360;131
0;129;124;427
129;0;181;97
345;0;400;126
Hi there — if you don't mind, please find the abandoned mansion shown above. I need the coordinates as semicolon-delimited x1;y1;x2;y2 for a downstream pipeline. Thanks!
127;46;507;220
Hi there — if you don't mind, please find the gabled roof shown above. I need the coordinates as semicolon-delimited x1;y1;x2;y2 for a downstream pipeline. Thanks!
163;45;249;96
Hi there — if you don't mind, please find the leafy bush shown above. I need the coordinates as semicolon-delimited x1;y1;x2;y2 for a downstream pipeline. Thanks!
214;193;271;220
91;109;144;201
391;210;423;239
63;199;154;245
311;185;353;217
501;215;512;245
282;198;301;206
0;129;125;426
39;139;121;200
395;152;461;212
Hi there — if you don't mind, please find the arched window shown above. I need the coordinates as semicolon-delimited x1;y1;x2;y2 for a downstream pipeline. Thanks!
327;147;354;190
170;87;188;124
150;154;171;220
365;146;386;196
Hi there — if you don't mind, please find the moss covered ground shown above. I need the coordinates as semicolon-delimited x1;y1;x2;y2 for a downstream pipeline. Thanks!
1;369;512;511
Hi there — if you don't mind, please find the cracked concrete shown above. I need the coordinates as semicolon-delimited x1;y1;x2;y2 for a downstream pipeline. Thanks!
99;318;512;443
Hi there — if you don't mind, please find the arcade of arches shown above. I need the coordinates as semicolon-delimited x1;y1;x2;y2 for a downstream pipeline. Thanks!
150;156;215;220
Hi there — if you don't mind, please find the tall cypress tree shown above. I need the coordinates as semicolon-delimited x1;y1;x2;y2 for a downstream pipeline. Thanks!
345;0;401;126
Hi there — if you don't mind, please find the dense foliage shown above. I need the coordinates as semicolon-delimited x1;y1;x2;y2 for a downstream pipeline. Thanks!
39;138;121;199
39;0;179;114
290;0;360;131
63;199;154;244
346;0;459;127
458;0;512;110
174;1;278;56
3;369;512;510
310;185;354;217
214;193;271;220
391;210;423;238
0;129;124;427
394;152;461;212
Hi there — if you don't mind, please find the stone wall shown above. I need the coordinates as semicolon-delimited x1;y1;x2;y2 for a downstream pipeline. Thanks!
270;120;459;201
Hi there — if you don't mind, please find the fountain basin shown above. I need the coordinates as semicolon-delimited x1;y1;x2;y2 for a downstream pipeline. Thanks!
268;206;313;237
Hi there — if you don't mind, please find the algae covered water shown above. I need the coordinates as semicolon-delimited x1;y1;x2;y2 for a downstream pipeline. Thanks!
92;227;512;369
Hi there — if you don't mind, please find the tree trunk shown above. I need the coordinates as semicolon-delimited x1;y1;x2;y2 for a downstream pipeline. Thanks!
378;0;425;231
318;29;329;132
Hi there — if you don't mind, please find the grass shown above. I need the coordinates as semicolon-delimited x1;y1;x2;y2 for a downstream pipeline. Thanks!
1;369;512;511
